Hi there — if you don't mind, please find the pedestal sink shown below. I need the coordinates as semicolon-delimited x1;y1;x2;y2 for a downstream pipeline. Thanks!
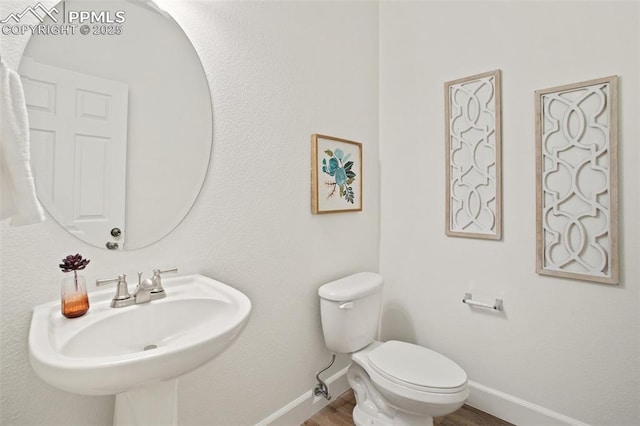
28;274;251;425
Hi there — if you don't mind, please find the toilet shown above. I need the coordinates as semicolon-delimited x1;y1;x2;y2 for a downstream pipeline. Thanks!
318;272;468;426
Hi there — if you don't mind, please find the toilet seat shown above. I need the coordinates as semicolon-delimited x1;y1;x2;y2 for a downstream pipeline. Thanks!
368;341;467;394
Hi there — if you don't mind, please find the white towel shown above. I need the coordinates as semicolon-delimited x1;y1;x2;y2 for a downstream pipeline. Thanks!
0;59;45;226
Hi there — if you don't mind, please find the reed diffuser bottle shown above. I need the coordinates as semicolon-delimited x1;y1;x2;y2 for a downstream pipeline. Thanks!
59;254;90;318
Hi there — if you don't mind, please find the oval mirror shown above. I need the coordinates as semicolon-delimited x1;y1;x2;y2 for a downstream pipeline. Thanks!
19;0;212;250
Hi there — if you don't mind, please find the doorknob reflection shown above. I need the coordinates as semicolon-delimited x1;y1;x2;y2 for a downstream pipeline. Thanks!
105;242;119;250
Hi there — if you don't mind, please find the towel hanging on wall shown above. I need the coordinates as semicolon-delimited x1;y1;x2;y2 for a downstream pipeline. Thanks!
0;59;45;226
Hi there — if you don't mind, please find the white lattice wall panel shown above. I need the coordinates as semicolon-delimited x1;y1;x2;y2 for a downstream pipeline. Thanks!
445;70;502;239
535;76;619;284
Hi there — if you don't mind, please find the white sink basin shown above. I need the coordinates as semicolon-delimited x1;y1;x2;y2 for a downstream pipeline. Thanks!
29;274;251;396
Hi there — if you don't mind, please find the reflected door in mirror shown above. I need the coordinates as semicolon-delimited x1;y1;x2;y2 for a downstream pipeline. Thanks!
20;0;213;249
22;58;128;250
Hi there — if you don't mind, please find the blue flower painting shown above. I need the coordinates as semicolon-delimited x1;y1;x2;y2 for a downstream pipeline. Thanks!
321;148;357;204
311;134;362;214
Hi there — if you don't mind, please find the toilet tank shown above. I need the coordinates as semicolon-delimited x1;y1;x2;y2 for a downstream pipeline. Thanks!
318;272;383;354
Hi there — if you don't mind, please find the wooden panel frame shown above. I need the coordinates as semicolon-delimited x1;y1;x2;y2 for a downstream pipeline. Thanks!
311;134;363;214
445;70;502;240
535;76;619;284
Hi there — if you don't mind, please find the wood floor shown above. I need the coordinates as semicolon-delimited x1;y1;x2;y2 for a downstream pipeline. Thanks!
302;390;513;426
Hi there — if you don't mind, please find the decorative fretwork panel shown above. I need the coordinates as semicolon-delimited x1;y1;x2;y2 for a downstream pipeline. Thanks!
445;70;502;239
535;76;618;284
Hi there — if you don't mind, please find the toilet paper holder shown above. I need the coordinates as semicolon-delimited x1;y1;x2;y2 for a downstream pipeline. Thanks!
462;293;503;311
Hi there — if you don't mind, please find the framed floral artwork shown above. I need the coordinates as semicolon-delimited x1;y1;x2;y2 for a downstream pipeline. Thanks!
311;134;362;214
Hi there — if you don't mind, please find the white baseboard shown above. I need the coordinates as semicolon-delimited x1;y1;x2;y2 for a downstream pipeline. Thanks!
255;366;351;426
255;373;590;426
467;380;590;426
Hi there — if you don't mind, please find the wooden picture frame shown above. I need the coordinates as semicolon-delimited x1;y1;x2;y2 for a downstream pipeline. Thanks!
445;70;502;239
535;76;619;284
311;134;362;214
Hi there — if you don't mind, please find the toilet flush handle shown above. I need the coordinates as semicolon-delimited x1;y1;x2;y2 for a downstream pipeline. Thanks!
338;301;354;309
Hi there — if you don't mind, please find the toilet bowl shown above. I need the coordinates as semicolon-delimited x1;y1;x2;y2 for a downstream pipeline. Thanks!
318;272;468;426
350;341;468;425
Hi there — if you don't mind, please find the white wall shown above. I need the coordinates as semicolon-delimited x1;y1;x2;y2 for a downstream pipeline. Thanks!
379;2;639;426
0;1;379;424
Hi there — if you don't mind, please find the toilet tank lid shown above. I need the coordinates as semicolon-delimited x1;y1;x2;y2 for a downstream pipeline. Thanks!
318;272;383;301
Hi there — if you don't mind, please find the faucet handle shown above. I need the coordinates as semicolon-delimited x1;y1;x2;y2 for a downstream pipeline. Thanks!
151;267;178;293
95;274;124;286
153;267;178;277
96;274;132;307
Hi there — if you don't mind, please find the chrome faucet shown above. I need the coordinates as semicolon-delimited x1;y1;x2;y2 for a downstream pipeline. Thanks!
133;272;154;304
96;268;178;308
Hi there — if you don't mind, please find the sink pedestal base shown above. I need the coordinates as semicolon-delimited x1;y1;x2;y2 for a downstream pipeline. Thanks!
113;379;178;426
